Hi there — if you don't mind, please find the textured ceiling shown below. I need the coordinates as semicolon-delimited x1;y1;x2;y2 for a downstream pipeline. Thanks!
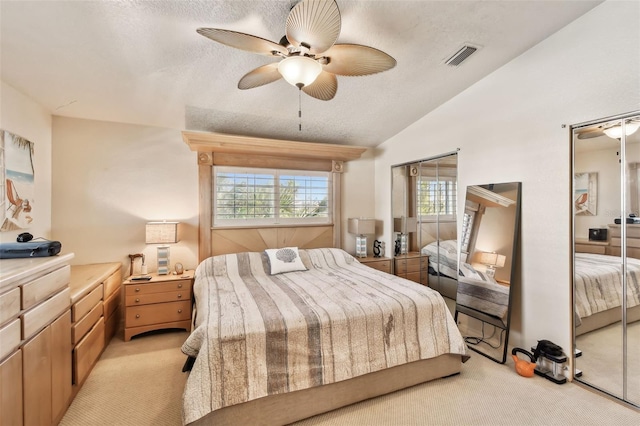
1;1;602;147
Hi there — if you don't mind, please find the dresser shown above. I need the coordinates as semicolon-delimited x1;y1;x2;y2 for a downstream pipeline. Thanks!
0;253;74;426
123;271;193;341
358;256;392;274
394;252;429;285
69;262;121;393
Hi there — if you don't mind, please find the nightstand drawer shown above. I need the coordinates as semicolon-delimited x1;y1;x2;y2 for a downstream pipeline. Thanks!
72;301;103;345
126;300;191;327
395;257;427;274
126;289;189;307
125;279;191;296
405;271;428;285
72;284;103;322
364;259;392;273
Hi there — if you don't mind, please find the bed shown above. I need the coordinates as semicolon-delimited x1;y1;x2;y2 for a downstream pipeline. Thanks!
181;247;468;425
574;252;640;335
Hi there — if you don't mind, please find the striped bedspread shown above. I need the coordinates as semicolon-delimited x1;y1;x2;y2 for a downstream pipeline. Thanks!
181;248;467;425
575;253;640;322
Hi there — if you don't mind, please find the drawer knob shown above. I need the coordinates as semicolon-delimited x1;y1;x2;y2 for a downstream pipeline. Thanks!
135;288;140;292
178;309;182;314
135;314;140;319
135;298;140;303
177;294;182;298
178;284;183;288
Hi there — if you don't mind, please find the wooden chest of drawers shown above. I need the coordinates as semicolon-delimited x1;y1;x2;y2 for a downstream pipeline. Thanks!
394;252;429;285
123;271;193;341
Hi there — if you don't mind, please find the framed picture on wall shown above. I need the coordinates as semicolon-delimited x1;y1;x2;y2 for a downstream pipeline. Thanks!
1;129;35;231
575;172;597;216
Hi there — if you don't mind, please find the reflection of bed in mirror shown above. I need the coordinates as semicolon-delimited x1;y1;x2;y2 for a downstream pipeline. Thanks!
574;252;640;335
418;222;458;299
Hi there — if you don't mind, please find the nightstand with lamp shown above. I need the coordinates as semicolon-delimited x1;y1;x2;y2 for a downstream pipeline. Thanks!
348;217;392;274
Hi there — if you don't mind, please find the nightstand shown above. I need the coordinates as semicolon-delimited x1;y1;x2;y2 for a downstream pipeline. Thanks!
394;252;429;285
358;256;392;274
123;271;193;341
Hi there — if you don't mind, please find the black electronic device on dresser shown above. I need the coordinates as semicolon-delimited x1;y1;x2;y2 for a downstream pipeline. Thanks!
588;228;608;241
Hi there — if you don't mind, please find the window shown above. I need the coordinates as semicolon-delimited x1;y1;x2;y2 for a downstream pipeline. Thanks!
213;166;331;226
416;176;457;221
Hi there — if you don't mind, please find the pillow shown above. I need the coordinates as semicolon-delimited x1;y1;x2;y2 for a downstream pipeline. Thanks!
265;247;307;275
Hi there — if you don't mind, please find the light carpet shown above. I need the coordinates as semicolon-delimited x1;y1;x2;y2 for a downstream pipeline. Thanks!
60;330;639;426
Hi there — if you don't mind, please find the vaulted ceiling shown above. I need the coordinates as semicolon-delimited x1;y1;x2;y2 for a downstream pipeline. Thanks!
0;1;602;147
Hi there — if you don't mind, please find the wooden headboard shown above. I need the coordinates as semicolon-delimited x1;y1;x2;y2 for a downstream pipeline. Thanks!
414;221;457;251
182;131;368;261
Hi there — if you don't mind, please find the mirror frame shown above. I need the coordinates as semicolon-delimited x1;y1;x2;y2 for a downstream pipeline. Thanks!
454;182;521;364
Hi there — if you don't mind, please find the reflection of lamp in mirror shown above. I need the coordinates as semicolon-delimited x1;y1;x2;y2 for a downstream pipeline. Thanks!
146;221;179;275
348;218;376;258
393;216;417;255
476;251;506;278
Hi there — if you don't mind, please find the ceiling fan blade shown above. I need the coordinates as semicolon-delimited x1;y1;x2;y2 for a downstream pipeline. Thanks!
577;130;604;140
286;0;341;55
321;44;396;76
197;28;288;56
302;71;337;100
238;63;283;89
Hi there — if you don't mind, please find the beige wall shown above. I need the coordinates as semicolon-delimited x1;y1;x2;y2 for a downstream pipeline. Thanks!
374;0;640;354
0;81;53;243
51;117;199;273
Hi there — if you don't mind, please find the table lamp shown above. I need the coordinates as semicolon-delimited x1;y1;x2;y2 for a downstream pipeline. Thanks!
146;221;179;275
476;251;506;278
393;216;417;255
348;218;376;258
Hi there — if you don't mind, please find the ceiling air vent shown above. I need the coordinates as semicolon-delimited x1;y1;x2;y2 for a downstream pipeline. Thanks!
445;45;478;67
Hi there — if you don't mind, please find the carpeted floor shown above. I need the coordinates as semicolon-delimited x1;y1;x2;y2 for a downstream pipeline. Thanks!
59;328;639;426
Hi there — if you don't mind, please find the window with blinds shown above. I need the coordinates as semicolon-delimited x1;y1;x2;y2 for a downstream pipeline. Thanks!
213;166;331;226
416;176;457;221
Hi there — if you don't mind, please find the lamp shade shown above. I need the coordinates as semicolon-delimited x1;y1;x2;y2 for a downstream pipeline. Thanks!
393;217;417;233
476;251;506;268
348;218;375;235
278;55;322;87
145;221;179;244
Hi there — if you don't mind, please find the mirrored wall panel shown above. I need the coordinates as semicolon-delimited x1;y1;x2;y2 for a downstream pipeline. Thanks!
391;153;458;300
455;182;521;363
572;111;640;407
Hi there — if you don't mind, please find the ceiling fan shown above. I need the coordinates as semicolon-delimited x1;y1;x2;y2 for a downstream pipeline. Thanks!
577;118;640;139
197;0;396;101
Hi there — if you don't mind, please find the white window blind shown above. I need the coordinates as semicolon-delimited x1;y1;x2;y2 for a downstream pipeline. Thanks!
213;166;331;226
417;176;457;221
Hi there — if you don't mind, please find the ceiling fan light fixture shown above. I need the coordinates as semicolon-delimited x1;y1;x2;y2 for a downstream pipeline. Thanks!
277;55;322;88
603;121;640;139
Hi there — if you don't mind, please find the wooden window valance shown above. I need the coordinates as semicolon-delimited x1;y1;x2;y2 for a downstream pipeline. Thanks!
182;131;368;261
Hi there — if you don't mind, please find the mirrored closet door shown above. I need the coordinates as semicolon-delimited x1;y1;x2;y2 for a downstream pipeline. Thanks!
572;111;640;408
391;153;458;300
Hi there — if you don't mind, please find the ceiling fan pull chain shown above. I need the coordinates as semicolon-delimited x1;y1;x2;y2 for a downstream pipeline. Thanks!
298;87;302;131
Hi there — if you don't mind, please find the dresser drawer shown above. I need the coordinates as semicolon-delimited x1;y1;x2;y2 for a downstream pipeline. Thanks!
22;287;71;340
72;284;103;322
21;265;70;310
405;271;428;285
0;287;20;326
125;279;191;296
103;288;120;319
73;317;105;385
0;318;21;360
126;289;189;307
72;301;103;345
103;269;122;299
126;300;191;328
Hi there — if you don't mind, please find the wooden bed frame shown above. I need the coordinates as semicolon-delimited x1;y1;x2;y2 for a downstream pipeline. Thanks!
182;132;465;425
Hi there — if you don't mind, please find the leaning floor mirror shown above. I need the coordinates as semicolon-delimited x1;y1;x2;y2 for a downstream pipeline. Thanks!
455;182;521;363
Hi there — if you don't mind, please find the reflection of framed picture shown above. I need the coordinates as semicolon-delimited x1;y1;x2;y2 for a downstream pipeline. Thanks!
575;172;597;216
1;129;35;232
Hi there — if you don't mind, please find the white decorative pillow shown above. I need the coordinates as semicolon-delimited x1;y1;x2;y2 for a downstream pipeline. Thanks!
265;247;307;275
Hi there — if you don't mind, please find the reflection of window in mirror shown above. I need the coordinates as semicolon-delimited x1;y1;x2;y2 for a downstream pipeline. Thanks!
628;162;639;216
